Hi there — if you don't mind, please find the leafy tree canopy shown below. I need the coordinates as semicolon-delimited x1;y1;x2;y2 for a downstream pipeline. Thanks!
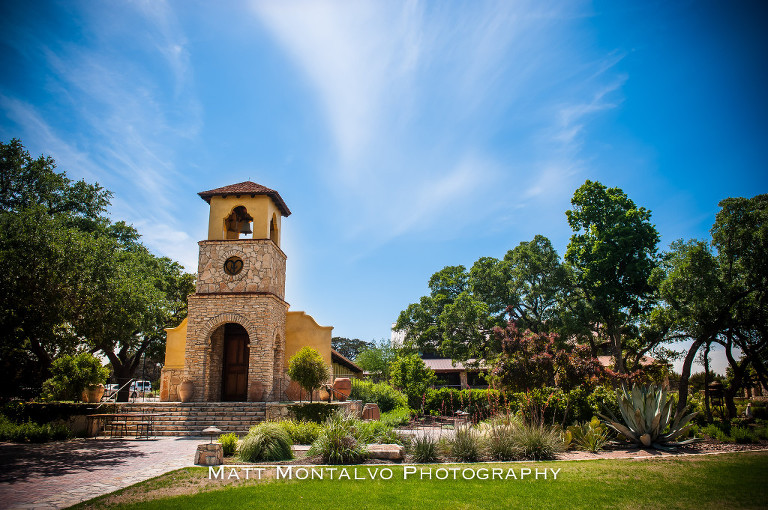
41;352;109;401
331;337;371;360
355;339;397;380
389;353;437;409
0;139;194;400
565;180;660;372
287;346;331;403
395;236;571;363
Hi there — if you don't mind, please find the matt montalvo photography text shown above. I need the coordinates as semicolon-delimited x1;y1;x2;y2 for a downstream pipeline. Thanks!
209;465;562;482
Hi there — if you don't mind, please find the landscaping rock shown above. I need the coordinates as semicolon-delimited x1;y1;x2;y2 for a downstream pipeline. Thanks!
195;443;224;466
368;444;404;461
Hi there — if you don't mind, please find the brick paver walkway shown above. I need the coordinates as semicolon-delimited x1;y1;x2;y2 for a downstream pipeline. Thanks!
0;437;208;509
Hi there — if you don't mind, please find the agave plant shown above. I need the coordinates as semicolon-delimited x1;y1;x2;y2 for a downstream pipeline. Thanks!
598;384;698;451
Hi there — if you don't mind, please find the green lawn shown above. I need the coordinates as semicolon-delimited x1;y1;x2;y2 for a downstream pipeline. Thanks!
76;452;768;509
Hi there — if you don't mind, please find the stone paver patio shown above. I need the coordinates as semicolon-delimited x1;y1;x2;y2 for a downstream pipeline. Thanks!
0;437;208;509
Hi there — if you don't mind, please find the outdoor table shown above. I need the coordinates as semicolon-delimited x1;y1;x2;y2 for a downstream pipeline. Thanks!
87;413;162;439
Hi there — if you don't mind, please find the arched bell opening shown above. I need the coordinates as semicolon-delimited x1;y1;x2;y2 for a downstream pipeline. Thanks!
224;205;253;240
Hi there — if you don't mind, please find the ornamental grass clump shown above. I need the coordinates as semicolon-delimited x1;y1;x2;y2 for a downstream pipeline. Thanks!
218;432;238;456
450;425;480;462
411;432;439;463
277;419;323;445
598;384;698;451
239;422;293;462
513;423;564;460
308;411;368;465
485;424;518;460
357;420;404;445
568;417;610;453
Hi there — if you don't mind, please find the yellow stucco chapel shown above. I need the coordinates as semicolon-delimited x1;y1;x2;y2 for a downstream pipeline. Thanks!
159;181;360;402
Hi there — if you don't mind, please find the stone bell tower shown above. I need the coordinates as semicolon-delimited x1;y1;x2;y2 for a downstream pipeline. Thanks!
181;181;291;402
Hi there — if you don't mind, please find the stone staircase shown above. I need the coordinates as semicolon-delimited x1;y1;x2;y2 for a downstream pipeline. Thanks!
97;402;266;437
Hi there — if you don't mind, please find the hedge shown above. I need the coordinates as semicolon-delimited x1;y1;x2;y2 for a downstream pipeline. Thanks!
349;380;408;413
420;386;619;426
1;402;118;424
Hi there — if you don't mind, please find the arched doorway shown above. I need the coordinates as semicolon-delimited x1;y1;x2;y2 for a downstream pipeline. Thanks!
221;323;249;401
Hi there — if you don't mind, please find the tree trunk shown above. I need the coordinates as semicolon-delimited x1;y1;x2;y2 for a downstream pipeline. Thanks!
103;343;146;403
677;337;705;416
610;326;625;374
28;336;53;377
721;333;744;419
113;364;135;403
703;342;712;422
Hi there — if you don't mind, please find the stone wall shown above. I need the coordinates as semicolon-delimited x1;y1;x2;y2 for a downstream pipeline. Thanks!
183;293;288;402
265;401;362;421
160;367;184;401
196;239;286;298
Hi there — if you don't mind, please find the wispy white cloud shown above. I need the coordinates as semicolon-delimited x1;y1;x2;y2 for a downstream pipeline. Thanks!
0;1;201;269
250;0;625;251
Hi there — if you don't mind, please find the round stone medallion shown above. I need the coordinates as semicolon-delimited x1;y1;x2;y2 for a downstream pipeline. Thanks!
223;256;244;275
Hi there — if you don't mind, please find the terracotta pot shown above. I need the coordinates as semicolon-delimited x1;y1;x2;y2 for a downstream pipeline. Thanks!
333;378;352;401
179;380;195;403
82;384;105;403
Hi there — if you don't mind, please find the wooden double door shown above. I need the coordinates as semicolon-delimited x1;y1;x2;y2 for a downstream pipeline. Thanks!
222;323;249;401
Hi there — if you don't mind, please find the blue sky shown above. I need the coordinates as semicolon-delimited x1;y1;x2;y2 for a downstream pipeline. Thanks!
1;1;766;374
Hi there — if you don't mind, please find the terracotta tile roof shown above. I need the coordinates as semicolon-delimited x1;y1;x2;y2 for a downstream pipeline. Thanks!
331;349;363;374
198;181;291;216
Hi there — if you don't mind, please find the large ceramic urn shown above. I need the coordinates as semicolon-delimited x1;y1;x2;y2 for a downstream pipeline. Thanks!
332;378;352;401
82;384;105;403
179;380;195;402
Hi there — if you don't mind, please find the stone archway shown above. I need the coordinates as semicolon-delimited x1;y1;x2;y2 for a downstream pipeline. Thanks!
198;313;260;402
221;323;249;401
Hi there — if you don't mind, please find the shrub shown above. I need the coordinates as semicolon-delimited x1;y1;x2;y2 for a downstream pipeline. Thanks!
701;423;729;442
485;424;517;460
750;402;768;420
278;420;323;444
357;420;404;445
731;427;758;444
218;432;239;456
411;433;439;463
0;415;72;443
380;407;411;428
0;402;118;424
287;347;330;403
290;403;338;424
568;417;610;453
492;322;605;392
450;426;480;462
512;423;564;460
41;352;109;402
350;380;407;413
239;423;293;462
389;354;437;410
309;412;368;464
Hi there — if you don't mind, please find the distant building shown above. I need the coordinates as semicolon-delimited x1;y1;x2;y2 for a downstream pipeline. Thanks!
423;358;489;389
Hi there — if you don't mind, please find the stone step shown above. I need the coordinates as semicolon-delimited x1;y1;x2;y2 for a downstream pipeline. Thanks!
94;402;268;437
